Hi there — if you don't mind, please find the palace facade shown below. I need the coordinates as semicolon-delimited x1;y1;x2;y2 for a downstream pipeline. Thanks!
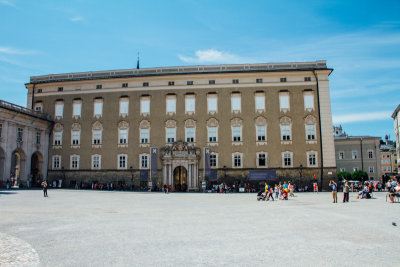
25;61;336;190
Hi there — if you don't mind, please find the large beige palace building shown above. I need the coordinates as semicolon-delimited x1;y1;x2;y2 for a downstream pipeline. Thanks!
25;61;336;190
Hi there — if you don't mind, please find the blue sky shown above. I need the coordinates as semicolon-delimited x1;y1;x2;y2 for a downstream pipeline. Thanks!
1;0;399;140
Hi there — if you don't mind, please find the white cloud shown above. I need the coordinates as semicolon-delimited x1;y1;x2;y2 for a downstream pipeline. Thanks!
178;49;251;64
0;46;38;55
332;111;392;124
0;0;16;7
70;16;84;22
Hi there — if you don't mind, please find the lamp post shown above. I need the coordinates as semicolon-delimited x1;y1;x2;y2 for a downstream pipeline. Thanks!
61;166;65;188
130;166;134;191
299;164;303;188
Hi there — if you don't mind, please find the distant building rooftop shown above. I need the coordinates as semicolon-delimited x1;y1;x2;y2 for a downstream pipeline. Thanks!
0;100;53;122
28;60;331;84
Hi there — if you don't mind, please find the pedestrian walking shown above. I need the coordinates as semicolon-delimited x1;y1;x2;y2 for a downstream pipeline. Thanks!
41;180;48;197
313;182;318;193
267;186;274;201
329;180;337;203
163;183;169;194
343;180;350;203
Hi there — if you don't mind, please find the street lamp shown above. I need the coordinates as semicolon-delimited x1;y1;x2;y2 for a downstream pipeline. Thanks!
130;166;134;191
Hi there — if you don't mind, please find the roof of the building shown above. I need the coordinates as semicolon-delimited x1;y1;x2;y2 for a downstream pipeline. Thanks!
392;104;400;119
334;135;381;140
27;60;332;85
0;100;53;122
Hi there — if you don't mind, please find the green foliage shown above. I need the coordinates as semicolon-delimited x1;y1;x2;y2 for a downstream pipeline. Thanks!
337;171;351;180
351;170;369;181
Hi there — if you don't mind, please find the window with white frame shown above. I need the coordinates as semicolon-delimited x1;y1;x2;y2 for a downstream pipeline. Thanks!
352;151;358;159
52;156;61;169
232;126;242;142
55;101;64;117
308;152;317;167
186;127;195;143
140;154;149;169
255;92;265;111
94;98;103;117
256;125;266;141
118;154;127;169
36;131;41;145
53;131;62;145
72;100;82;117
306;124;316;140
140;96;150;114
281;125;291;141
368;151;373;159
119;97;129;115
140;128;149;143
92;155;101;169
282;152;292;167
119;128;128;144
257;153;267;167
369;167;374;173
34;103;43;112
71;130;80;145
208;126;217;142
207;93;217;113
388;166;391;172
93;129;102;145
185;94;195;113
233;153;242;168
279;92;289;110
210;153;217;168
339;151;344;160
303;91;314;110
166;95;176;114
71;155;79;169
231;93;241;112
17;128;23;142
166;127;176;143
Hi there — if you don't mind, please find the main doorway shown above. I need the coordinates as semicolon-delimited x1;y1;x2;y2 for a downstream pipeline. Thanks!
173;166;187;192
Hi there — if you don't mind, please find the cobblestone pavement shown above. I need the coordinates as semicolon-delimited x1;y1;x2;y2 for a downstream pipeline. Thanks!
0;232;39;266
0;190;399;266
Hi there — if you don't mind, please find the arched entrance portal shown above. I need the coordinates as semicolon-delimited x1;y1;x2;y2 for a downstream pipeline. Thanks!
31;152;43;187
11;150;25;187
173;166;187;191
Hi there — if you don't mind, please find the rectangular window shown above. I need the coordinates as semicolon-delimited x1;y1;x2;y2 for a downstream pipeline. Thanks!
118;155;127;169
186;127;195;143
388;166;391;172
36;132;41;145
58;87;63;92
233;154;242;167
187;81;193;85
231;93;241;112
141;155;148;168
55;102;64;117
281;125;291;140
304;92;314;110
258;153;266;167
339;151;344;160
185;95;195;113
208;127;217;142
140;128;149;143
283;153;292;166
71;155;79;169
306;124;316;140
119;129;128;144
168;81;174;86
72;130;80;145
140;97;150;114
369;167;374;173
53;156;61;169
257;125;266;141
73;100;82;117
96;84;102;89
17;128;23;142
210;154;217;168
279;93;289;110
94;99;103;116
34;103;42;112
232;79;239;84
232;126;241;142
368;151;373;159
93;130;102;145
256;78;263;83
92;155;101;169
308;153;317;166
209;80;215;84
166;128;175;143
207;94;217;113
255;93;265;111
122;83;128;88
280;77;287;82
143;82;149;87
54;132;62;145
166;95;176;113
352;151;358;159
119;98;129;115
304;77;311;82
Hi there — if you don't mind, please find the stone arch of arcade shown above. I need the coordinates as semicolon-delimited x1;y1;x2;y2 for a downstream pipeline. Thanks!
31;151;44;186
10;149;25;186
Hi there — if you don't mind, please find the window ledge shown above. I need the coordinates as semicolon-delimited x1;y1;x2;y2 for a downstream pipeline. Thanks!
232;141;243;146
185;111;195;116
53;145;62;149
118;144;128;148
92;144;102;149
71;145;80;149
139;167;149;170
166;112;175;116
207;142;218;147
256;109;265;114
257;165;268;168
281;140;292;145
306;140;317;144
140;143;150;148
280;108;289;114
208;111;217;116
283;165;293;168
256;141;267;146
232;166;243;169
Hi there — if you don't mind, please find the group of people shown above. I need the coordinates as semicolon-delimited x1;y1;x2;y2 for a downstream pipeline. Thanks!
263;181;294;201
387;178;400;202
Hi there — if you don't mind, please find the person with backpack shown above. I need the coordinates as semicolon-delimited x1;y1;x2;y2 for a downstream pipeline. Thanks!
343;180;350;203
329;180;337;203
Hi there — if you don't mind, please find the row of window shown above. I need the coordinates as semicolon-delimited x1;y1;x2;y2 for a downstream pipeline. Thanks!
37;77;314;93
382;166;392;172
338;150;374;160
52;151;319;170
38;91;315;118
339;167;376;173
2;126;42;145
53;122;317;146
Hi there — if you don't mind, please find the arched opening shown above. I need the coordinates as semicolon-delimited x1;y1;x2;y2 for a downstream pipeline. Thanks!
31;152;43;187
0;147;5;183
173;166;188;192
10;149;25;187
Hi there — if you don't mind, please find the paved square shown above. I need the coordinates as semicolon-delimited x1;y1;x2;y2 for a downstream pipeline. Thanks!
1;190;399;266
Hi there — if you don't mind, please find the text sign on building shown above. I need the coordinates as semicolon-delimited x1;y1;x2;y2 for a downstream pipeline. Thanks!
204;147;211;179
150;147;158;177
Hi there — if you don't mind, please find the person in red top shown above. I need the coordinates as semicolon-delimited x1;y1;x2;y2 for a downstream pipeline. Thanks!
313;182;318;193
